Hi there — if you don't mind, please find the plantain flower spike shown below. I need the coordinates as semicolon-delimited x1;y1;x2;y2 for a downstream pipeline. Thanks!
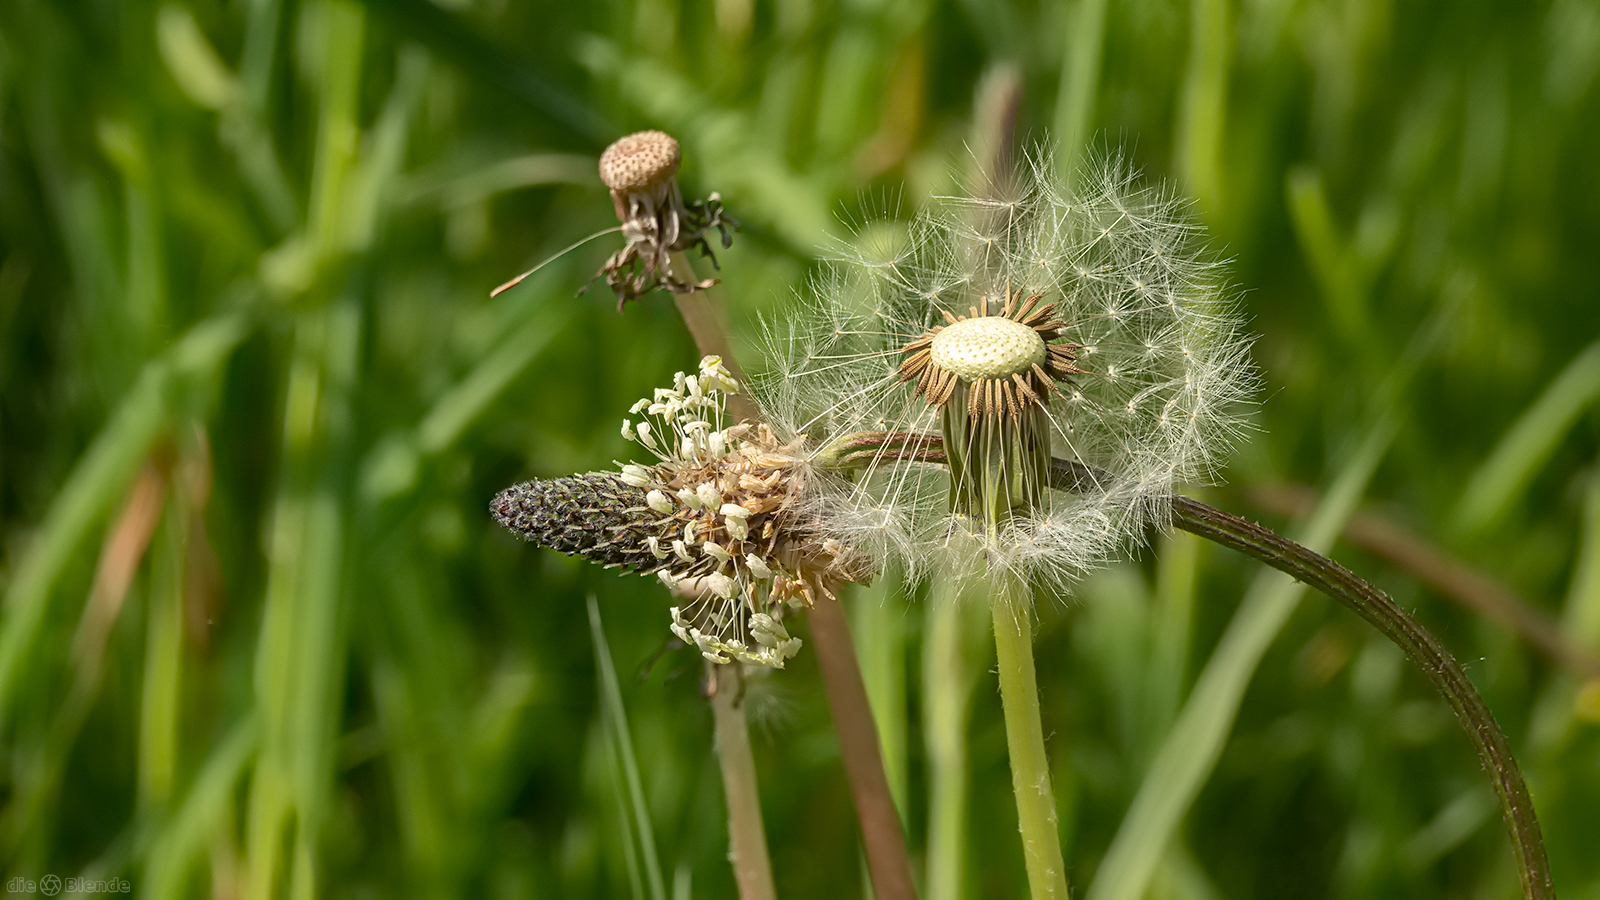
493;357;868;668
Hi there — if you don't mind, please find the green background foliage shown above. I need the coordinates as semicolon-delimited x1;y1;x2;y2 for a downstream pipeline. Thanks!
1;0;1598;897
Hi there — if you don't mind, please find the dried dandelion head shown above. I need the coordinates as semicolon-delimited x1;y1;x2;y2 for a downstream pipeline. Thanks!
493;357;867;667
755;151;1257;594
587;130;738;310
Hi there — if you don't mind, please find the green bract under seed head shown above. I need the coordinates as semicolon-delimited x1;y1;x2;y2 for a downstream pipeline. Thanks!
930;316;1047;380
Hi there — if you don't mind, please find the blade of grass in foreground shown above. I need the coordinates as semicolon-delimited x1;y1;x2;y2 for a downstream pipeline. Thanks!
588;595;668;900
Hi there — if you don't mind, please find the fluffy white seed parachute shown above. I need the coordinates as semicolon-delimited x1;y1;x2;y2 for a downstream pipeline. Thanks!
754;151;1258;595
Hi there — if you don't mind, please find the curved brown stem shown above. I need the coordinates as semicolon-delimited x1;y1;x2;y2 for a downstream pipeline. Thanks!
1163;493;1555;900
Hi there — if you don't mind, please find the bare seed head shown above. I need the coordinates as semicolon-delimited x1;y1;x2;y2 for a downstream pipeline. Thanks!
897;284;1083;427
599;130;682;194
930;316;1045;380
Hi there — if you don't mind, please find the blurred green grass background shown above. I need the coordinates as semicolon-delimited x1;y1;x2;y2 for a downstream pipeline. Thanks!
1;0;1599;897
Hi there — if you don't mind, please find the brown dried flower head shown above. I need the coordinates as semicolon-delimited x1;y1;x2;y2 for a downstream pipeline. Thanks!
598;130;681;200
586;130;737;311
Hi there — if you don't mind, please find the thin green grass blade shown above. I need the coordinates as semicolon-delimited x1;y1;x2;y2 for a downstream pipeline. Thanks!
1146;530;1200;743
1285;166;1367;343
605;719;649;900
248;296;360;900
1455;338;1600;536
137;501;186;810
1053;0;1109;181
922;577;989;900
143;717;260;900
1564;473;1600;651
1174;0;1230;213
587;594;667;900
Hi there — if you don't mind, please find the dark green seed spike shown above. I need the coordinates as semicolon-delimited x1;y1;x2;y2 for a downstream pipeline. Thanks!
492;473;671;573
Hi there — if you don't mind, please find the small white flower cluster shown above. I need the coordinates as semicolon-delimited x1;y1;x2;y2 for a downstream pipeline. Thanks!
619;355;743;467
619;356;808;668
668;603;802;669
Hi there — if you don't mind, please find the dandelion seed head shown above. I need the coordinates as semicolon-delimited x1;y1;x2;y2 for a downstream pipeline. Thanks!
751;149;1257;595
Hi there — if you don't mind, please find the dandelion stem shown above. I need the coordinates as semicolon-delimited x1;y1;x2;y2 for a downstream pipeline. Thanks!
991;565;1070;900
708;661;778;900
924;579;990;900
841;434;1553;899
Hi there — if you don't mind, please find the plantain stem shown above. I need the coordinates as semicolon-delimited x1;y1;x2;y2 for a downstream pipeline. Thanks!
708;661;778;900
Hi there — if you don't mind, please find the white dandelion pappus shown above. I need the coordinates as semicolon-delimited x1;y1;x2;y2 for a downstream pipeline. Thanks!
753;151;1257;595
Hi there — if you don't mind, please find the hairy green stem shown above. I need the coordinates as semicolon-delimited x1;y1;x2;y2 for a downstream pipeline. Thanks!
991;566;1071;900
